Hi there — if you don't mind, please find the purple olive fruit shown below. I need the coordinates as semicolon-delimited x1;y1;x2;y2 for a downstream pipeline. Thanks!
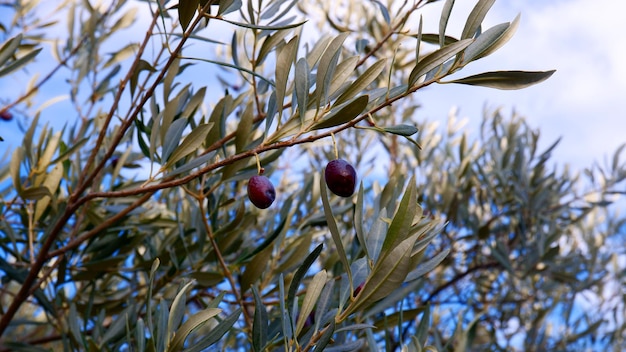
325;159;357;197
0;111;12;121
247;175;276;209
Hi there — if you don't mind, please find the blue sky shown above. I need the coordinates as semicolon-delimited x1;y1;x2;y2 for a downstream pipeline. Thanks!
1;0;623;171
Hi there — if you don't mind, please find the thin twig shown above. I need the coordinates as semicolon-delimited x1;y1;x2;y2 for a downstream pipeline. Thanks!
0;5;113;116
197;198;254;331
424;261;500;304
355;0;425;68
75;7;161;195
57;74;442;205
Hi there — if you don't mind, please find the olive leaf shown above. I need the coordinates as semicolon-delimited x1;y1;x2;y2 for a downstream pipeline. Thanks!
178;0;198;31
461;0;496;40
408;39;473;87
161;123;213;170
443;70;556;90
311;95;369;131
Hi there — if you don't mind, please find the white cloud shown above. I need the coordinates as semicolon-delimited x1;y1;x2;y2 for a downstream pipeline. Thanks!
413;0;626;168
503;1;625;166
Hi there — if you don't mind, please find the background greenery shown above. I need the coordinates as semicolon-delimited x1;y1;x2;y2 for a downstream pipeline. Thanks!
0;0;624;351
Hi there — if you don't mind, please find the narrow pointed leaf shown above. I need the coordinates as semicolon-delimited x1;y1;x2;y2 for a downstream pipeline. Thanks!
163;123;213;169
10;147;24;194
168;308;222;351
0;48;42;77
314;279;335;333
316;32;350;106
354;183;368;259
320;174;353;289
335;323;377;333
415;304;431;346
383;124;418;137
294;57;310;124
21;186;52;200
380;177;417;256
345;234;416;315
295;270;326;335
178;0;198;31
258;28;291;66
181;86;207;120
363;278;423;319
184;309;240;352
408;39;472;86
439;0;455;47
311;95;368;130
0;34;22;66
367;208;388;263
220;17;306;31
162;118;188;162
240;246;272;291
316;320;336;351
420;33;458;46
279;275;293;341
161;87;190;143
370;0;390;24
147;258;160;336
328;56;359;100
415;15;423;66
235;104;254;152
136;318;145;352
306;35;332;68
462;22;509;64
34;163;63;222
444;70;556;90
166;151;216;177
252;286;268;352
287;244;323;318
338;257;369;310
185;57;275;87
130;60;156;96
405;248;450;282
238;219;285;263
275;36;298;120
461;0;496;40
474;13;520;60
261;0;291;19
218;0;241;16
102;306;134;345
335;58;386;106
167;280;196;344
267;109;314;142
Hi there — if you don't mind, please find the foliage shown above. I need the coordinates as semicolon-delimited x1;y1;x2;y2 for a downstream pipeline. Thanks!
0;0;624;351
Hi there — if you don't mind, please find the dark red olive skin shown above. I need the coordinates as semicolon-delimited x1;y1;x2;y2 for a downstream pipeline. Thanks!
353;282;365;297
325;159;357;197
0;111;12;121
247;175;276;209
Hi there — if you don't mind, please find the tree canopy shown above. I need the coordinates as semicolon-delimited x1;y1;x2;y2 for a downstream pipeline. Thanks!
0;0;624;351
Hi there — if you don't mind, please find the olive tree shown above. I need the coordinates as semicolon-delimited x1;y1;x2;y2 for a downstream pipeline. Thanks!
0;0;624;351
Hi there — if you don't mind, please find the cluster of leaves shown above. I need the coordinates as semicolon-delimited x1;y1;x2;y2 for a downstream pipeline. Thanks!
0;0;624;351
397;110;626;350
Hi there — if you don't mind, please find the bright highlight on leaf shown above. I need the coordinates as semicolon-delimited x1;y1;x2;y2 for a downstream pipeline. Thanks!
444;70;556;90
